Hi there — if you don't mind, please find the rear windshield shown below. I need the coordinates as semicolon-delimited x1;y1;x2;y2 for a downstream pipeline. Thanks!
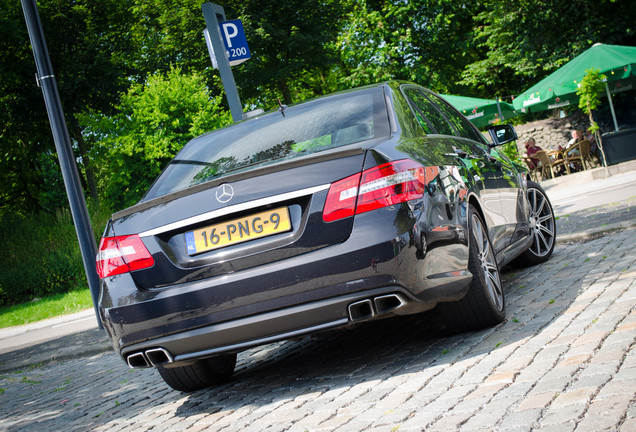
144;87;389;200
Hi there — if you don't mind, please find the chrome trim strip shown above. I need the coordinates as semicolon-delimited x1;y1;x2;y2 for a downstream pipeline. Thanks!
139;184;330;237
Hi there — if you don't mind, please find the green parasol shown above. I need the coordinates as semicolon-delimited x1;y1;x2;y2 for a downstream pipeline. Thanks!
441;94;517;129
513;43;636;130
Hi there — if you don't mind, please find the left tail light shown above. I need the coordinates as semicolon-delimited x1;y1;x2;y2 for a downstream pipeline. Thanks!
323;159;426;222
96;235;154;278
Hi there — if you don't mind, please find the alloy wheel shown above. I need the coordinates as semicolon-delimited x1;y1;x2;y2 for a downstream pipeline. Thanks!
527;187;555;257
471;213;504;312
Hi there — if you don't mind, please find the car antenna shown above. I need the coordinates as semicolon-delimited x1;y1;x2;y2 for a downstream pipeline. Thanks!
277;98;287;117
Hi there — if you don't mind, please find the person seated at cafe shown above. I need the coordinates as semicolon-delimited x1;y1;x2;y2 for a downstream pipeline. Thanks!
567;129;585;149
567;129;585;171
524;138;543;169
555;129;584;173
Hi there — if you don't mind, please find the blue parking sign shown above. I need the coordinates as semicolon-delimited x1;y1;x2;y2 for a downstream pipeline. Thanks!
220;20;251;66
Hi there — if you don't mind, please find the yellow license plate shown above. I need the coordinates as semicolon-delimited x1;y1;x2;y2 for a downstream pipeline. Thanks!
185;207;292;255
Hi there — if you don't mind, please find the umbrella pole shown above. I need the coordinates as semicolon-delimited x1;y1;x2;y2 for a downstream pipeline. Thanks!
604;82;619;132
495;99;504;121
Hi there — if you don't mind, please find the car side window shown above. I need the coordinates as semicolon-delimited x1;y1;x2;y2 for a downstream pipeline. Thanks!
425;91;487;144
402;87;454;136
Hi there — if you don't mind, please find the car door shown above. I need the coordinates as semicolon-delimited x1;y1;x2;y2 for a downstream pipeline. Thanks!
401;86;509;253
425;91;526;249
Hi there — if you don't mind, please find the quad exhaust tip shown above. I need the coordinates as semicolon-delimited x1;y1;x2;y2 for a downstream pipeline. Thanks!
348;294;407;322
348;299;375;321
127;352;150;369
127;295;409;367
126;347;174;369
145;347;174;367
374;293;406;314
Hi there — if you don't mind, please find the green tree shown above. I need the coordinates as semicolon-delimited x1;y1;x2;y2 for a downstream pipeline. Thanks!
1;0;57;214
577;68;607;166
1;0;135;214
224;0;348;106
327;1;482;95
461;0;636;97
80;67;232;210
126;0;212;79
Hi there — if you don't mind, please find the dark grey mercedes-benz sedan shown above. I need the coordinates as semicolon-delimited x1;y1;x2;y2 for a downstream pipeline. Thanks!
96;81;556;391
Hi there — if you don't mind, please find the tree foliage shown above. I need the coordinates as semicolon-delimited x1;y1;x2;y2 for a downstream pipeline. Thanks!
461;0;636;98
2;0;636;303
80;67;232;210
126;0;213;78
2;0;635;216
577;68;608;166
1;0;134;214
223;0;348;107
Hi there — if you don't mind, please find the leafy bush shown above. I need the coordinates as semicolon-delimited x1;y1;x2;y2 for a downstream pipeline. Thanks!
79;66;232;211
0;203;111;307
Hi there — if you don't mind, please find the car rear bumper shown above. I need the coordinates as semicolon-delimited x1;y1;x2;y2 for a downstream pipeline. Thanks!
100;207;472;368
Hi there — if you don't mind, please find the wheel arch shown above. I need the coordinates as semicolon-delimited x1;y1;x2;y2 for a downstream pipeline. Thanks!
467;194;487;229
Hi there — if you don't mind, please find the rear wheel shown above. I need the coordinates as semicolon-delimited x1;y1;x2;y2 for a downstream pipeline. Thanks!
439;205;505;333
514;180;556;266
157;353;236;392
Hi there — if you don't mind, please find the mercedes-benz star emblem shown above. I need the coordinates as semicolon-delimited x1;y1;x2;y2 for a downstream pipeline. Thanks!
215;184;234;203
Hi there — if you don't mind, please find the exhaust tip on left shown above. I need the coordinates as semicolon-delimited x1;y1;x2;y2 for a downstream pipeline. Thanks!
126;352;150;369
348;299;375;321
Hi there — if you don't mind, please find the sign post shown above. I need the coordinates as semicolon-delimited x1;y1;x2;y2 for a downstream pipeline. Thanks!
202;3;246;123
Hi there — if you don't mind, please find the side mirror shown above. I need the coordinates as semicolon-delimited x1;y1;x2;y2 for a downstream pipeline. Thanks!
488;124;517;147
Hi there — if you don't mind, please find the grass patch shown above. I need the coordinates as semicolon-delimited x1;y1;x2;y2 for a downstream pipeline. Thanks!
0;288;93;329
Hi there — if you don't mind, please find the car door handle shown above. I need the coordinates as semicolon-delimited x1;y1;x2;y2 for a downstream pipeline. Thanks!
445;148;472;159
487;156;501;165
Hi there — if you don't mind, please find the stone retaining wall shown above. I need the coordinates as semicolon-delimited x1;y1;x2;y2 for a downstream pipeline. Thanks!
512;111;590;154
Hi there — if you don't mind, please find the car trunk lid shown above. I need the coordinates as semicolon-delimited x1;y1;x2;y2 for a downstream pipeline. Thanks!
110;149;368;289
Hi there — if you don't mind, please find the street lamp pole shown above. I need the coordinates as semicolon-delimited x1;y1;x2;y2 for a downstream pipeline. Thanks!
21;0;103;329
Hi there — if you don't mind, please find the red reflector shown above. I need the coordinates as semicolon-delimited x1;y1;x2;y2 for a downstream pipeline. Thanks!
96;235;154;278
323;159;426;222
323;173;361;222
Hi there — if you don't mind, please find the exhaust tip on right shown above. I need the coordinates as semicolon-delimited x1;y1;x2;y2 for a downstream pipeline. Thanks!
374;294;406;314
145;348;174;367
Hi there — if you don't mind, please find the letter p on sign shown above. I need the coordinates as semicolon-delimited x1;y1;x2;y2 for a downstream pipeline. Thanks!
222;23;239;48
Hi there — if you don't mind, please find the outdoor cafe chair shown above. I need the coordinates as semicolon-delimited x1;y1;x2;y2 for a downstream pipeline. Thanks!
564;139;596;171
536;150;568;178
523;156;542;182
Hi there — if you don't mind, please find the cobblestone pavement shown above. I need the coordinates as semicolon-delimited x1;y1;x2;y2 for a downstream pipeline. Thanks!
555;197;636;237
1;226;635;431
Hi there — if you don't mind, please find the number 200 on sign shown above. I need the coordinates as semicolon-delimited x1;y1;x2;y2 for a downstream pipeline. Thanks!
229;47;248;57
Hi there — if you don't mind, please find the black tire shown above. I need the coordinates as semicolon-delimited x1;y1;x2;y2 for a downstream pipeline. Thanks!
157;353;236;392
439;205;505;333
514;180;556;266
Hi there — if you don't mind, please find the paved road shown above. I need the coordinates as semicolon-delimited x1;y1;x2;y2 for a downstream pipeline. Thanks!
1;227;634;431
1;163;635;431
0;309;100;356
